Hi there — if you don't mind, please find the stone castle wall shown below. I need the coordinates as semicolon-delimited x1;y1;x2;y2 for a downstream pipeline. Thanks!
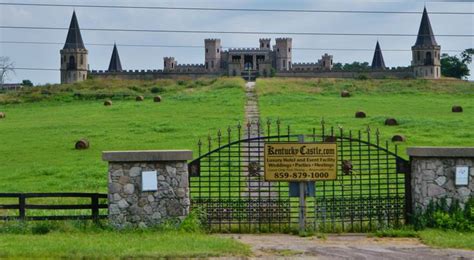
90;67;413;80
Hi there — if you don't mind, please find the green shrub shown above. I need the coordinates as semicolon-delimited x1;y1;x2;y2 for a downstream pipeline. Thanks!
411;197;474;231
150;86;164;93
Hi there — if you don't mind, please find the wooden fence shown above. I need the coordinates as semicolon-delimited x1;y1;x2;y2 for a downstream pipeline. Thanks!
0;193;108;221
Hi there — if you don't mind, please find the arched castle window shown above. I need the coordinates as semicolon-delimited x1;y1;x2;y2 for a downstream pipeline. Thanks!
211;61;214;68
217;49;219;53
417;52;420;61
261;43;264;48
267;44;270;48
68;56;76;70
80;55;83;65
206;48;208;53
288;48;291;52
171;63;174;69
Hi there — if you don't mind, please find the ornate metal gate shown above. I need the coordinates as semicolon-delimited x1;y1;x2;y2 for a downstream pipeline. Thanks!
188;121;411;232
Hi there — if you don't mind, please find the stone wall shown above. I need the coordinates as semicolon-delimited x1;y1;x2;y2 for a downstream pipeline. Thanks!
103;150;192;228
408;147;474;211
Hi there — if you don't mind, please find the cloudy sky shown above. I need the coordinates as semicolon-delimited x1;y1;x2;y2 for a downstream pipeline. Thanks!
0;0;473;84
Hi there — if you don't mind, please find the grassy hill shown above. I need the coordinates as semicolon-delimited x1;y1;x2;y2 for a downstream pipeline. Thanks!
0;77;473;193
0;77;246;192
257;78;474;157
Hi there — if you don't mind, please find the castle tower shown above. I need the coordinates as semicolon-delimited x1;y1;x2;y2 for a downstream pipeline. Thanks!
371;41;386;70
411;7;441;79
275;38;292;71
163;57;176;72
259;38;271;50
204;39;221;72
107;43;122;72
321;53;333;70
60;11;88;84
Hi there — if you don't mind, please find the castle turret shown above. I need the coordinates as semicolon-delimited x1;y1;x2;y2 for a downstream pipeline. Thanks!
60;11;88;84
371;41;386;70
320;53;333;70
411;7;441;79
259;38;271;50
163;57;176;72
274;38;292;71
204;39;221;72
107;43;122;72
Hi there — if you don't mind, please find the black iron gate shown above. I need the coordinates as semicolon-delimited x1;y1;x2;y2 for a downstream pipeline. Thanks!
188;120;411;232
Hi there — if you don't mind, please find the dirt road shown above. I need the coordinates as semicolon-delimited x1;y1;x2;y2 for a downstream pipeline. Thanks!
220;234;474;259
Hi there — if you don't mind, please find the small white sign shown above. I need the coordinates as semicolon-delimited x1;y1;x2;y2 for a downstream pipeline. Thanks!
142;171;158;191
455;166;469;186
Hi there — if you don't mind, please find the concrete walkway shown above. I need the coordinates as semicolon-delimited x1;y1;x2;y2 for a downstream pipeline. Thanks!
242;81;276;197
221;234;474;260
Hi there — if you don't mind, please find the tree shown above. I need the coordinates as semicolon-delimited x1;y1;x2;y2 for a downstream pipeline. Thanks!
0;56;15;86
460;48;473;64
22;79;33;87
441;53;470;79
332;62;343;70
342;62;370;71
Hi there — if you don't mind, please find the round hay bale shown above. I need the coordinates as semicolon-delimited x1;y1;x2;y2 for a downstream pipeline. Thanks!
104;100;113;106
75;139;90;150
355;111;366;118
153;96;162;102
391;135;406;142
384;118;398;126
324;136;337;142
452;106;463;113
0;112;5;119
136;95;144;102
341;90;351;98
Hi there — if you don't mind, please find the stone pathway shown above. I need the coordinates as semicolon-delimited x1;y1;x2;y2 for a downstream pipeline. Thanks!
242;81;276;198
220;234;474;259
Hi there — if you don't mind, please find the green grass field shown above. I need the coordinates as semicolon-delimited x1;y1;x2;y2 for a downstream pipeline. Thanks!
257;78;474;157
0;77;245;192
0;231;249;258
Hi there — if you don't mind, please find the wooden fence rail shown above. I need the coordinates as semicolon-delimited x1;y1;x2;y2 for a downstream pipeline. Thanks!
0;193;108;221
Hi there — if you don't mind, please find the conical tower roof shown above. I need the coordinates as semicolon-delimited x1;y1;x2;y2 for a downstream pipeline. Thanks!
63;11;85;49
108;43;123;72
414;7;438;47
371;41;386;70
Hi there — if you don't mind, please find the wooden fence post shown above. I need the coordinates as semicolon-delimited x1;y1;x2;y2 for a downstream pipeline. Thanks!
18;194;26;220
91;194;99;223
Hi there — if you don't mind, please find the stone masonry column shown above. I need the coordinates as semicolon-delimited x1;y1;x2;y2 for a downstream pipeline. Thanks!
407;147;474;211
103;150;193;228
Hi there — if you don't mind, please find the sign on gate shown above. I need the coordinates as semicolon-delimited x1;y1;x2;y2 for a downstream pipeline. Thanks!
264;142;338;181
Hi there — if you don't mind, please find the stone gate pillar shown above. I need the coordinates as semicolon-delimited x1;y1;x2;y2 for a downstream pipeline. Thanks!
102;150;192;228
408;147;474;211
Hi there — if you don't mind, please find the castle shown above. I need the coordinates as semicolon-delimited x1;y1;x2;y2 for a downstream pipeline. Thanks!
60;7;441;84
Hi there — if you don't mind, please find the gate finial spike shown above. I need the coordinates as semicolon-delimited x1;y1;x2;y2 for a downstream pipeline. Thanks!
237;121;241;129
321;117;325;125
247;120;251;128
366;125;371;133
217;129;222;137
276;118;281;126
267;118;271;126
376;128;380;136
227;126;232;134
198;139;202;146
